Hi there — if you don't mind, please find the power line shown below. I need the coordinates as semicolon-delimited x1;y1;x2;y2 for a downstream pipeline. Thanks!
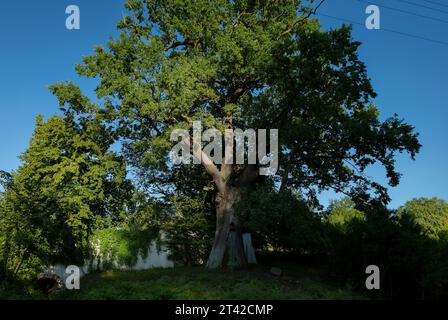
421;0;448;9
394;0;448;15
356;0;448;24
316;12;448;46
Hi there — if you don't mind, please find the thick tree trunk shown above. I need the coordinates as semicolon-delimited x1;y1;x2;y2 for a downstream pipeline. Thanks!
206;186;247;269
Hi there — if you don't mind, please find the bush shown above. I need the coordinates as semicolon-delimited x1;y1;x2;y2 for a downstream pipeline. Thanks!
236;184;326;256
323;197;448;299
163;195;215;266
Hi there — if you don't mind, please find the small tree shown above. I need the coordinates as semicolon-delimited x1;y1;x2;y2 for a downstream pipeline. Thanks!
326;197;366;233
396;198;448;298
2;112;132;270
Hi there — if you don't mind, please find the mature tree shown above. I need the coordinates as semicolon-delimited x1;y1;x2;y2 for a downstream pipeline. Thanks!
50;0;420;268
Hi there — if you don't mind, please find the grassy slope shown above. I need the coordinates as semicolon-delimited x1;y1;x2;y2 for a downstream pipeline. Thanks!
53;265;365;300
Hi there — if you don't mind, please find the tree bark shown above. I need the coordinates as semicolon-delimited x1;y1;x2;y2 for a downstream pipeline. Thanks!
189;125;257;269
206;186;247;269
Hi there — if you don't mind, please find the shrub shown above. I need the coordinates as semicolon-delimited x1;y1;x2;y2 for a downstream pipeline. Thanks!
90;228;159;270
236;184;326;255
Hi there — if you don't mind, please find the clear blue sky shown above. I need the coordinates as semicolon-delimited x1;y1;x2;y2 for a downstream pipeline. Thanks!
0;0;446;209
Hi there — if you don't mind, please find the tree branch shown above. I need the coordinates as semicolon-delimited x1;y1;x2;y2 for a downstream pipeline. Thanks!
276;0;326;40
182;136;224;192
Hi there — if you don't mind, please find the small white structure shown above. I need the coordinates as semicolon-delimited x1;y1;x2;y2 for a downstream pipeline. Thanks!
243;233;257;264
123;242;174;270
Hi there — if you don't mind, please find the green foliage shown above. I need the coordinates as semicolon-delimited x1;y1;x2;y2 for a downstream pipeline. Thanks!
0;187;45;283
236;183;326;254
91;228;159;269
397;197;448;240
125;164;216;266
163;194;215;266
62;0;421;211
0;113;133;282
54;265;364;300
323;198;448;299
394;198;448;298
326;198;366;233
107;173;215;267
325;207;397;295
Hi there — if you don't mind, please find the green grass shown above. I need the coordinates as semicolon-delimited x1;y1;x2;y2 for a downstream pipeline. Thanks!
50;265;365;300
